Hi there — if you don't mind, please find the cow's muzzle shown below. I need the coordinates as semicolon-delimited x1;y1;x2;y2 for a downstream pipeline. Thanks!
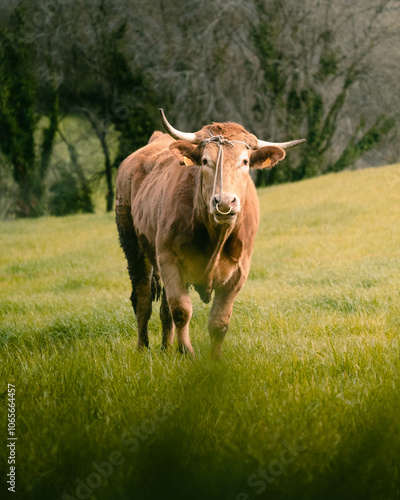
211;193;240;224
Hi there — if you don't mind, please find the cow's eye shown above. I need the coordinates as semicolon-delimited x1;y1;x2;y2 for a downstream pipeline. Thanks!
242;159;249;166
202;158;208;166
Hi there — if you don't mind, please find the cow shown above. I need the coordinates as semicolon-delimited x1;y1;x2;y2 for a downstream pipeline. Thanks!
115;109;304;358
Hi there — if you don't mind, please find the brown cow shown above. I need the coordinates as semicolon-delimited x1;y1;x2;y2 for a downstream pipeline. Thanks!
115;109;304;358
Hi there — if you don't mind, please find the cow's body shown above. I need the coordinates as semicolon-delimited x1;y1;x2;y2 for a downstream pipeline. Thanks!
115;111;304;357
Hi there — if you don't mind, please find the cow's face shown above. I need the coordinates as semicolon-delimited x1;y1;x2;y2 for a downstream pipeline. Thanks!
170;140;286;225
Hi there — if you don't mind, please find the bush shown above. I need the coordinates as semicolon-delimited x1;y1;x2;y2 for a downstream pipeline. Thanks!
48;164;94;216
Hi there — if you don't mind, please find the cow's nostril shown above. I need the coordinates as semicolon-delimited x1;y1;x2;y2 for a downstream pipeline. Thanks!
231;196;237;206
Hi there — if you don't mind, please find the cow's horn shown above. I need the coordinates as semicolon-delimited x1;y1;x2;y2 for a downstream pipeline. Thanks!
257;138;306;150
159;108;200;143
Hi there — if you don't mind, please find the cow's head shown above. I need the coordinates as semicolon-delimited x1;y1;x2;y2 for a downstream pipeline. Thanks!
160;109;305;225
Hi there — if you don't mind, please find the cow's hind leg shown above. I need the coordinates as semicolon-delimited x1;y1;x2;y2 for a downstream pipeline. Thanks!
160;288;175;350
132;259;154;349
116;208;153;350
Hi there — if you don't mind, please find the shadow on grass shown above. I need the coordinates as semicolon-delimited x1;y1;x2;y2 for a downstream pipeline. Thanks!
9;346;400;500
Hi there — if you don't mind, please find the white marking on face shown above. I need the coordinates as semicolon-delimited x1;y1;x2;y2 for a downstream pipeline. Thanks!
237;150;250;172
201;152;214;171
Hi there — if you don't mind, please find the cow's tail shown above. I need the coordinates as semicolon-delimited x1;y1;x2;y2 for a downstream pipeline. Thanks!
116;206;162;314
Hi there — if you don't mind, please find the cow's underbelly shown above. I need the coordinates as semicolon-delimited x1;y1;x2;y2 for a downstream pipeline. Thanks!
181;256;208;285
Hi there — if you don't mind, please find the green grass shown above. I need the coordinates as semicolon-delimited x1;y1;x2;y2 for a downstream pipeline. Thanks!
1;165;400;500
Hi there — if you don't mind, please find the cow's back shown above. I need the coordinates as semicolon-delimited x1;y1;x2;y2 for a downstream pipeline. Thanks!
115;132;175;209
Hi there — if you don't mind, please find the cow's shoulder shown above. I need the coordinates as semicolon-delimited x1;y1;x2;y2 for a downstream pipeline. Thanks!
157;166;199;242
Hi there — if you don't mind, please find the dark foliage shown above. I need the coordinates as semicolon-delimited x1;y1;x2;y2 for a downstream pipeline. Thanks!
48;163;94;217
0;10;41;216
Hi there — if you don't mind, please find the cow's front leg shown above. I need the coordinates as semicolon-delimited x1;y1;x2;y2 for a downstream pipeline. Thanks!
208;272;246;359
169;293;193;355
158;254;194;355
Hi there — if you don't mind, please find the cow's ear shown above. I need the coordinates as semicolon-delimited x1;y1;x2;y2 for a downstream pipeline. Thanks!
169;141;201;166
250;146;286;169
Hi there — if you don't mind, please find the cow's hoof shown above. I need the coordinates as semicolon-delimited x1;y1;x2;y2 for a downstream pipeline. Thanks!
210;343;223;360
178;345;195;358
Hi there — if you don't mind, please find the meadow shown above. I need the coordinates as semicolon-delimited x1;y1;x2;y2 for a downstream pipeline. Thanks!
1;164;400;500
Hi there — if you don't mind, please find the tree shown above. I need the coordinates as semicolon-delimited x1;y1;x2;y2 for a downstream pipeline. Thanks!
0;0;157;215
252;0;399;184
0;6;59;217
70;0;157;211
0;11;40;216
36;0;158;211
124;0;400;183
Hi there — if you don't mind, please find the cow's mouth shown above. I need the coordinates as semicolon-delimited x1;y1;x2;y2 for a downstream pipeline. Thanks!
213;213;237;224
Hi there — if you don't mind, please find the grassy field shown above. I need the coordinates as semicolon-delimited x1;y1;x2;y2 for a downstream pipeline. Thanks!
1;164;400;500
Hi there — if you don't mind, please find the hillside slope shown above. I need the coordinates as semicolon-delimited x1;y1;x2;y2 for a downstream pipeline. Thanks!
1;165;400;500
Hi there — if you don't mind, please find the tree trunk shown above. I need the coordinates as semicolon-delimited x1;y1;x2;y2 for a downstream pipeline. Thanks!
98;130;114;212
